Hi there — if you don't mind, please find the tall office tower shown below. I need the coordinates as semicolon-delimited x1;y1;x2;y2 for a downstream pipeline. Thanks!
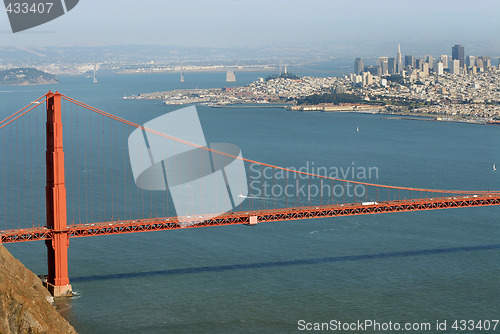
440;55;449;68
405;55;415;68
362;72;373;86
378;57;388;75
452;44;465;67
483;56;491;69
450;59;460;74
388;58;396;74
416;59;425;71
475;57;484;71
421;63;429;77
432;58;438;69
434;61;444;75
354;57;364;75
466;55;475;68
396;44;403;73
426;54;433;67
380;60;389;75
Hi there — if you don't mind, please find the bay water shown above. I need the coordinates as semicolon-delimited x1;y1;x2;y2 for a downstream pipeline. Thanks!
1;71;499;333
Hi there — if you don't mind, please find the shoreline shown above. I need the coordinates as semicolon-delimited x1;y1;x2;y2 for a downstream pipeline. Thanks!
207;102;494;125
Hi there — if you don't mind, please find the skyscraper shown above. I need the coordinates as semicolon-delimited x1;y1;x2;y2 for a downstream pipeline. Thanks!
380;60;389;75
434;62;444;75
405;55;415;68
483;56;491;69
354;57;364;75
440;55;449;69
452;44;465;67
388;58;396;74
396;44;403;73
426;54;433;67
416;59;425;71
475;57;484;71
450;59;460;74
466;55;475;68
378;57;388;76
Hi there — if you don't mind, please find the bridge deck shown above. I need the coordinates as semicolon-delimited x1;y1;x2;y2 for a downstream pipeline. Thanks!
2;194;500;243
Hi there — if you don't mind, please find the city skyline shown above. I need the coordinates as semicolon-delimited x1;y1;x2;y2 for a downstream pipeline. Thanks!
355;43;499;68
1;0;499;55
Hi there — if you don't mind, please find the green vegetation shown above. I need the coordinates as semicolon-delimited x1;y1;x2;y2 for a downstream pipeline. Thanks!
384;74;405;84
296;91;436;109
377;96;432;108
265;72;300;81
296;93;366;105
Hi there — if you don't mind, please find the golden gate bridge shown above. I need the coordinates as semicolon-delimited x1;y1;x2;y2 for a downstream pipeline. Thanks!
1;91;499;296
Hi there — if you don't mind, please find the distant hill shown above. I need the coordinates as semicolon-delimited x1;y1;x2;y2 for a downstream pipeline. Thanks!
0;67;60;86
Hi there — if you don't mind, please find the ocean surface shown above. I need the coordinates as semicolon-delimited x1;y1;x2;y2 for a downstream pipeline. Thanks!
1;70;499;333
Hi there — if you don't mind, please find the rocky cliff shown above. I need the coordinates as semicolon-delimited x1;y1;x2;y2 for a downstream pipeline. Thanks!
0;245;77;334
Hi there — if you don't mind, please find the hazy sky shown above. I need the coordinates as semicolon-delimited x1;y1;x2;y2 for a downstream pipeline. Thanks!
2;0;500;52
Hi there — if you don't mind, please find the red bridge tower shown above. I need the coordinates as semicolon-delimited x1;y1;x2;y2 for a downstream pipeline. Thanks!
44;91;72;297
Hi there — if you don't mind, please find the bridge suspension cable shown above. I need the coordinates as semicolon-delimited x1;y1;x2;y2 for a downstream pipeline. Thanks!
0;94;48;129
60;93;497;196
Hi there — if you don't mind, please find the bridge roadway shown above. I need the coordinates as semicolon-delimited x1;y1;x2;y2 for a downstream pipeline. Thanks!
2;193;500;243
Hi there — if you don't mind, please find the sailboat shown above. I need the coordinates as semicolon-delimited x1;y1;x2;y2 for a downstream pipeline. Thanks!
493;164;496;171
356;126;359;132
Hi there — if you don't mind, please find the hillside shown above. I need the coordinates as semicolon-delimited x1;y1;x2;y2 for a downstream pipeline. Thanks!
0;245;77;333
0;68;60;86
